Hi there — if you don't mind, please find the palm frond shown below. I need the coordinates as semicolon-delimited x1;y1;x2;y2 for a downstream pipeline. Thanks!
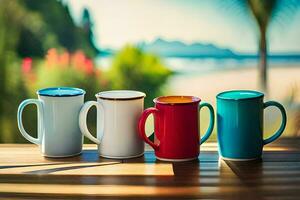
218;0;251;21
270;0;300;28
220;0;300;30
247;0;278;31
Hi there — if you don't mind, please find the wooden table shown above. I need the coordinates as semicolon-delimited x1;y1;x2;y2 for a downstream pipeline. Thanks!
0;138;299;199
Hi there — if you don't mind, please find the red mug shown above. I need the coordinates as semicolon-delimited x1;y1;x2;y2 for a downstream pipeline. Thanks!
138;96;215;161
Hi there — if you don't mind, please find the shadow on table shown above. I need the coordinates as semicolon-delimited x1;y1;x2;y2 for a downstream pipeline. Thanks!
220;153;300;199
0;162;71;170
24;162;121;174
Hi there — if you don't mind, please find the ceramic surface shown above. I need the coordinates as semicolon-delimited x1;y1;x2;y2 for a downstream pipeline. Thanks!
138;96;215;161
79;90;146;158
217;90;287;160
17;87;85;157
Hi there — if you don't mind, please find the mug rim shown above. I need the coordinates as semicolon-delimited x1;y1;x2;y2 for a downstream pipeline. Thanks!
96;90;146;101
37;87;86;97
154;95;201;105
216;90;264;101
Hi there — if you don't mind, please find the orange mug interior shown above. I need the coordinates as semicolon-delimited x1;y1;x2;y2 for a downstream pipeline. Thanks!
155;96;200;104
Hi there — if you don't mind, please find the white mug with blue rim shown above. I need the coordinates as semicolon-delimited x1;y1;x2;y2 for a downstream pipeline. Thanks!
17;87;85;157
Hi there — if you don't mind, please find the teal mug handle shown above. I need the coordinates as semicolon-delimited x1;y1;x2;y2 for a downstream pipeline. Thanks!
263;101;287;145
199;102;215;145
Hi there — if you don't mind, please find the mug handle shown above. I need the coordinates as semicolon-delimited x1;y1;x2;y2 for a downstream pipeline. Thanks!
263;101;287;145
199;102;215;145
138;107;160;150
17;99;43;145
79;101;104;144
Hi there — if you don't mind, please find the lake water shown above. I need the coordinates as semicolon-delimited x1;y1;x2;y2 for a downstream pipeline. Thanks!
97;56;300;76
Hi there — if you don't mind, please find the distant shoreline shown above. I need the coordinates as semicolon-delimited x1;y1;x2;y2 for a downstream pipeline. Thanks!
157;54;300;59
99;37;300;59
97;55;300;73
99;52;300;60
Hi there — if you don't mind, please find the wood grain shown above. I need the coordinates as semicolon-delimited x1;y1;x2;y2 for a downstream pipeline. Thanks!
0;138;299;199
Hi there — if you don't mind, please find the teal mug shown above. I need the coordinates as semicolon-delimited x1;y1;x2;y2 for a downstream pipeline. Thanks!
217;90;287;161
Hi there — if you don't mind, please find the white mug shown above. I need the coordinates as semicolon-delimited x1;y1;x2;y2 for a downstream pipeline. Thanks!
17;87;85;157
79;90;146;159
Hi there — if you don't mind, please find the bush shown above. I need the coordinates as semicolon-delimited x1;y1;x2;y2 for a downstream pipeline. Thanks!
108;45;172;107
27;49;108;100
0;46;172;143
0;59;29;143
19;49;109;142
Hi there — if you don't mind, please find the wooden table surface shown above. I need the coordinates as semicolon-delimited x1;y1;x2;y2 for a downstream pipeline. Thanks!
0;138;299;199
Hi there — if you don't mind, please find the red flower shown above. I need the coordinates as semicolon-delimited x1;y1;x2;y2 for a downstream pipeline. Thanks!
59;52;70;67
84;59;94;75
46;48;58;68
22;57;32;74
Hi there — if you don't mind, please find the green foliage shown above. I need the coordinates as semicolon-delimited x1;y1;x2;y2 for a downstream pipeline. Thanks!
0;1;172;143
0;0;101;142
0;0;28;142
109;45;172;107
80;8;99;57
17;49;109;143
14;0;99;58
34;66;105;101
0;59;29;143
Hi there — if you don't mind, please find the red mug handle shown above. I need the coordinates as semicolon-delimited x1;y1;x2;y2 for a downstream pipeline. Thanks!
138;107;160;150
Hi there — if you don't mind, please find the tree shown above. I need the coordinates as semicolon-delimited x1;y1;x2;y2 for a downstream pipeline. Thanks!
248;0;276;92
0;0;101;142
80;8;99;58
228;0;299;92
20;0;99;58
0;0;33;142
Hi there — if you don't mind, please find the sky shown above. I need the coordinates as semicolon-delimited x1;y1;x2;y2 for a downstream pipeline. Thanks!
67;0;300;53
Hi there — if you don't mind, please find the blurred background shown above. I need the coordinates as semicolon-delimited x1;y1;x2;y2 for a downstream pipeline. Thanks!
0;0;299;143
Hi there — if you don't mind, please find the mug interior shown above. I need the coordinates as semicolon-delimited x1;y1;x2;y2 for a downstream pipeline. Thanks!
154;96;201;104
217;90;264;100
96;90;146;100
37;87;85;97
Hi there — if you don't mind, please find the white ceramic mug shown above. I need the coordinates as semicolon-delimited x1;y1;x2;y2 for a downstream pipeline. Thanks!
17;87;85;157
79;90;146;159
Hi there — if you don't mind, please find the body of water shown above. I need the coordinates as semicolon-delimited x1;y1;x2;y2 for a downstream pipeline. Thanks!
97;56;300;76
